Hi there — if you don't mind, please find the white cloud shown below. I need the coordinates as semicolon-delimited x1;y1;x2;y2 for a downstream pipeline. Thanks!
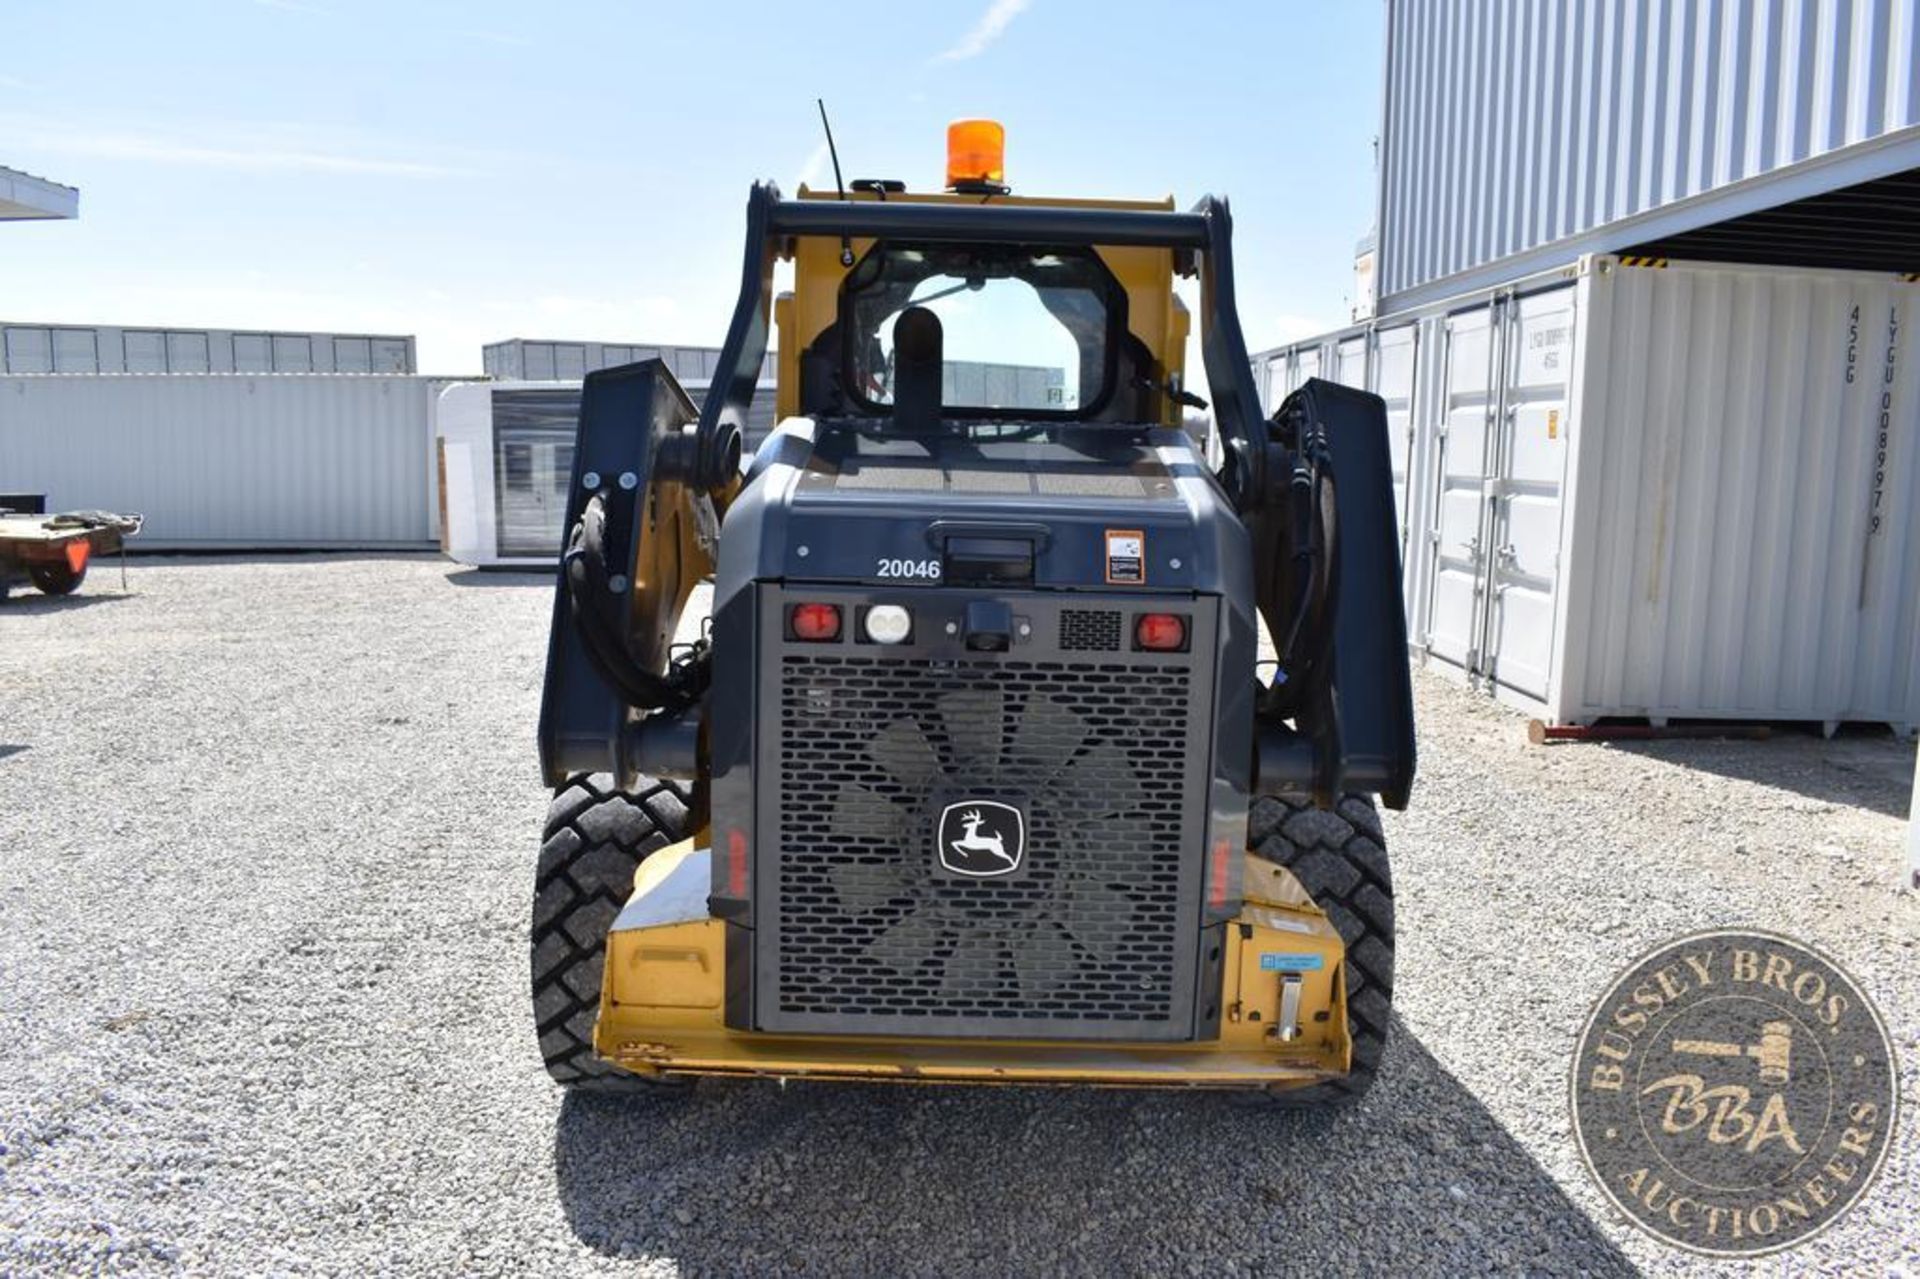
932;0;1032;62
20;126;474;178
0;74;34;92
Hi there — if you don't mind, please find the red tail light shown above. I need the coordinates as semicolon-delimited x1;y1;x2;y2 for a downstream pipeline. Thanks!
789;602;842;641
726;828;749;898
1135;612;1187;651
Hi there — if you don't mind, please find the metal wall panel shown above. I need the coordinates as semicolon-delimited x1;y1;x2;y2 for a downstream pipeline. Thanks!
124;331;167;373
233;334;272;372
1558;259;1920;725
51;329;97;372
272;335;312;371
480;339;777;382
0;324;417;374
4;327;51;373
1380;0;1920;306
0;375;444;548
333;337;372;374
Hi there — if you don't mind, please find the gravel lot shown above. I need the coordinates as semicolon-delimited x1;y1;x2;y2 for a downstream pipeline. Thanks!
2;554;1915;1275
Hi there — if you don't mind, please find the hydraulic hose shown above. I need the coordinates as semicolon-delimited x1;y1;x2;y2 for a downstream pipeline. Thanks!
562;493;694;713
1260;411;1339;721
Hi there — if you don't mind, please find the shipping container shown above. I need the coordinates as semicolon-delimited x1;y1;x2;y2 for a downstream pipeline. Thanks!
0;374;447;549
481;339;775;384
1377;0;1920;312
1253;256;1920;730
436;378;777;568
0;322;415;374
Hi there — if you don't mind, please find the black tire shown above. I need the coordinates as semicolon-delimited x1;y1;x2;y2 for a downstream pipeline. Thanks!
1248;793;1394;1106
532;772;694;1090
30;561;85;596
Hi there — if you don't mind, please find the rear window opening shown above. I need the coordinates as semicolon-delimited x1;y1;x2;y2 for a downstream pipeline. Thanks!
841;244;1122;419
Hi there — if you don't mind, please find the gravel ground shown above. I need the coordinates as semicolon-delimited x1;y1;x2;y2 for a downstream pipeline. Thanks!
2;554;1915;1276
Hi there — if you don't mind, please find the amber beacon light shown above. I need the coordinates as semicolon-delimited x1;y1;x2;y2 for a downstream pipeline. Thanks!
946;119;1008;193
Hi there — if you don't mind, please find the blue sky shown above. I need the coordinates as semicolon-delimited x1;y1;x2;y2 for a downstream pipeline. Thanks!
1;0;1383;373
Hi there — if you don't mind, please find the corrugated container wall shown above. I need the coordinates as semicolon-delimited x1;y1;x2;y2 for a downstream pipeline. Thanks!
1560;259;1920;727
1252;257;1920;730
1378;0;1920;308
1;323;415;374
0;375;446;549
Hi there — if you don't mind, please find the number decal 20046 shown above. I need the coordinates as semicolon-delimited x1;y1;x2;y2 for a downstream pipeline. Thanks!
876;558;941;580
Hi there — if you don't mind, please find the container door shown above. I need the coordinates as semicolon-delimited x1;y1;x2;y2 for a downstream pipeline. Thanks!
1423;305;1498;672
1258;356;1283;413
1484;287;1577;701
1294;346;1322;392
492;388;583;558
1372;324;1419;549
1333;335;1366;389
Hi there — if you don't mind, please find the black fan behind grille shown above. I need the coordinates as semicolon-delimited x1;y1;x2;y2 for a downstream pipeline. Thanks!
773;654;1194;1034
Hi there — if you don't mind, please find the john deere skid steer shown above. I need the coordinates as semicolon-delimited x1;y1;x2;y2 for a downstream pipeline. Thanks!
532;123;1415;1101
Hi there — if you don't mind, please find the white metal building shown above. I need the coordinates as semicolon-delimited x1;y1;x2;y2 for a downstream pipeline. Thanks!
436;378;777;568
1;323;416;375
0;166;77;221
0;374;449;549
1254;0;1920;731
482;338;774;384
1374;0;1920;315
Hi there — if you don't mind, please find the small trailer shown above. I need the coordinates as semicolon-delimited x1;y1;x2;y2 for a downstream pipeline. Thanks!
0;498;142;601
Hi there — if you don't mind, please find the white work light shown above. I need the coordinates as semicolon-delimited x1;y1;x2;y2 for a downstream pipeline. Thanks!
865;604;912;644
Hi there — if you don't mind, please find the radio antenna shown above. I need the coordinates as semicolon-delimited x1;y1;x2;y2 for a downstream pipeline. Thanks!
816;98;855;266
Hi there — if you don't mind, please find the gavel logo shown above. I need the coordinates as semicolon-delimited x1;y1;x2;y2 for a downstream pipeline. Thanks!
1671;1020;1794;1086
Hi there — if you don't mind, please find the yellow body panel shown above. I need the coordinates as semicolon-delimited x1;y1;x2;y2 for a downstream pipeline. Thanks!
771;186;1189;428
595;839;1349;1090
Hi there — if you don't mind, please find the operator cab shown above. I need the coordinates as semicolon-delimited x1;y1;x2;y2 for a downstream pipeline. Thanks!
802;242;1154;429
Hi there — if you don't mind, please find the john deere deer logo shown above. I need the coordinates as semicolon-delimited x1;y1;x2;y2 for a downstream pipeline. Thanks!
1572;929;1897;1258
937;800;1025;877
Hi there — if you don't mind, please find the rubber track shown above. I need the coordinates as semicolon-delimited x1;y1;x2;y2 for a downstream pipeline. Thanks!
1248;793;1394;1105
530;772;692;1089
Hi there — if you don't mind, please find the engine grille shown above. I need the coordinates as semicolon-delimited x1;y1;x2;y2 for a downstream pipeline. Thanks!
766;648;1206;1039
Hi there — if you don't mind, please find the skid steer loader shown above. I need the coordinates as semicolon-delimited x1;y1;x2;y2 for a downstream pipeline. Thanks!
532;123;1415;1101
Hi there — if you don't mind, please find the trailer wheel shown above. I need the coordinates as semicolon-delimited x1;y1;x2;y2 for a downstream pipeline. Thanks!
29;562;85;596
532;772;695;1091
1249;793;1394;1106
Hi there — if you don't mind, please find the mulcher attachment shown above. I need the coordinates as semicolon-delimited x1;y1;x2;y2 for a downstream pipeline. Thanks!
538;360;718;788
1247;378;1417;811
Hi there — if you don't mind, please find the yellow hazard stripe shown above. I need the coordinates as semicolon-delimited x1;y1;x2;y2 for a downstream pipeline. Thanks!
1617;255;1669;268
1901;272;1920;283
